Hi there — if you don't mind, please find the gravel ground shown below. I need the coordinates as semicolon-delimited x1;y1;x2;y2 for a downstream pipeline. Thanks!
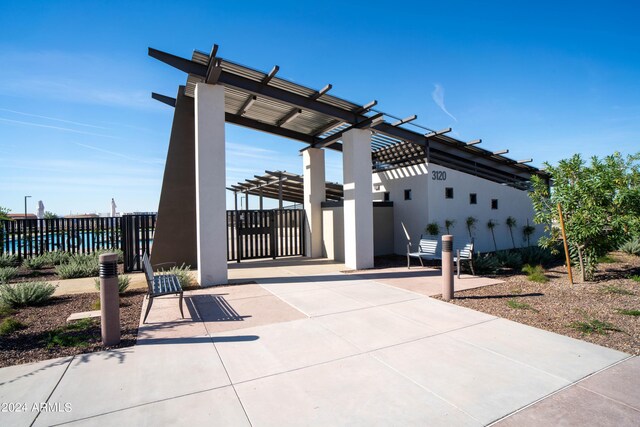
0;289;145;368
439;252;640;355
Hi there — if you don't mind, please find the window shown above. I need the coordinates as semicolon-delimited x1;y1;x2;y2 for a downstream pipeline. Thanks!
469;193;477;204
445;187;454;199
384;192;390;201
491;199;498;209
404;189;412;200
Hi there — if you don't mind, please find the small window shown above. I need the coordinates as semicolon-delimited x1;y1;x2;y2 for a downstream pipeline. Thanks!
404;189;412;200
445;187;454;199
491;199;499;209
469;193;477;204
384;192;390;201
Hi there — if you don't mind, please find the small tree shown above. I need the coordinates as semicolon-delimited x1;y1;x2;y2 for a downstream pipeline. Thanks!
522;221;536;247
466;216;477;241
0;206;10;221
505;216;517;249
530;152;640;281
487;219;499;252
444;219;455;235
44;211;58;219
425;222;440;236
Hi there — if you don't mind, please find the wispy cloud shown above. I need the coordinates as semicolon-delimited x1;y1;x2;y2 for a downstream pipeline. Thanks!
0;117;117;138
431;84;457;121
0;108;109;130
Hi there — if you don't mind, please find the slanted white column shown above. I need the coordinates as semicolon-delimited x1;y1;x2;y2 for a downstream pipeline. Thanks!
342;128;374;269
303;148;326;257
195;83;227;286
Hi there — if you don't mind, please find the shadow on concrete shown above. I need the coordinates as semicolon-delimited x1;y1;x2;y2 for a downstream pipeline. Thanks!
228;257;339;269
191;294;251;322
253;269;442;285
455;292;544;300
135;335;260;346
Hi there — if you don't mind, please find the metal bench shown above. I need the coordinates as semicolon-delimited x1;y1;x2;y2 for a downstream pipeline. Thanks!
454;242;475;278
407;236;441;268
141;252;184;324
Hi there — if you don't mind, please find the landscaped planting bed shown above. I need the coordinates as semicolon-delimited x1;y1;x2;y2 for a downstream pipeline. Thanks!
0;289;145;368
439;251;640;355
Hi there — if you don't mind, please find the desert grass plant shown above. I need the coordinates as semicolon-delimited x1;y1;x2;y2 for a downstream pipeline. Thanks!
505;216;517;249
630;275;640;283
0;266;19;284
597;254;618;264
0;281;56;307
506;299;539;312
616;309;640;317
41;251;72;266
522;264;549;283
46;318;96;348
0;253;18;268
620;237;640;256
55;255;99;279
487;219;499;252
22;255;47;270
466;216;477;240
473;253;501;275
93;275;131;294
163;264;195;288
569;318;621;335
0;317;27;336
444;219;455;235
601;285;634;296
425;222;440;236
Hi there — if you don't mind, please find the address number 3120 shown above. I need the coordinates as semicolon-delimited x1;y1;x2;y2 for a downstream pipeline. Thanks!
432;171;447;181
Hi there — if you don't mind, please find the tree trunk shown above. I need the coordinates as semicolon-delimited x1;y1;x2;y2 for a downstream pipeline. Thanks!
577;245;585;283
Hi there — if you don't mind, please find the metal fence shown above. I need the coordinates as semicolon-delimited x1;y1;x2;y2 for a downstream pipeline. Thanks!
1;217;122;259
227;209;306;261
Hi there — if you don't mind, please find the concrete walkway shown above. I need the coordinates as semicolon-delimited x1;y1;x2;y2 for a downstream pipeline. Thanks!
0;260;637;426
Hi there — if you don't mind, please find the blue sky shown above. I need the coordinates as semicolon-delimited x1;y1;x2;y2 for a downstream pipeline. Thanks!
1;1;639;215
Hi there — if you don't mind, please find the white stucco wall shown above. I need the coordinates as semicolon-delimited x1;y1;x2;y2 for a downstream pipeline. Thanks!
372;161;544;255
426;164;543;253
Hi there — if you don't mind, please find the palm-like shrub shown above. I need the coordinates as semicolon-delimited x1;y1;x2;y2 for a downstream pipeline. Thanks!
487;220;499;252
425;222;440;236
620;237;640;256
505;217;517;249
473;253;501;275
466;216;477;240
444;219;455;235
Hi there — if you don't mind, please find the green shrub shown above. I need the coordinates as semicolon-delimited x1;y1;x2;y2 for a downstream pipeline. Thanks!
425;222;440;236
55;255;99;279
0;281;56;307
92;248;124;263
518;246;554;267
41;251;72;266
495;250;523;269
0;317;27;336
22;255;47;270
473;254;501;275
46;318;95;348
619;237;640;256
0;267;19;284
0;253;18;267
630;275;640;283
522;264;549;283
93;275;130;294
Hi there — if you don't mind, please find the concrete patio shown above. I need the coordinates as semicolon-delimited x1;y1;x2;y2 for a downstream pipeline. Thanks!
0;259;637;426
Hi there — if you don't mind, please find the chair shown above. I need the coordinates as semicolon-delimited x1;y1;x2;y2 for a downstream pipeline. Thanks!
141;252;184;324
407;236;441;268
454;242;475;278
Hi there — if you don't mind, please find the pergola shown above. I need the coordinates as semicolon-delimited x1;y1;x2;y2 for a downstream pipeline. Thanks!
149;43;548;285
228;171;343;208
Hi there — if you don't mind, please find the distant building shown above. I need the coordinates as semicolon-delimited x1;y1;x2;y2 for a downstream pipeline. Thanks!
6;213;37;220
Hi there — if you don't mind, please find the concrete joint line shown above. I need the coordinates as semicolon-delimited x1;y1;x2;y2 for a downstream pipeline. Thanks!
29;357;74;427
